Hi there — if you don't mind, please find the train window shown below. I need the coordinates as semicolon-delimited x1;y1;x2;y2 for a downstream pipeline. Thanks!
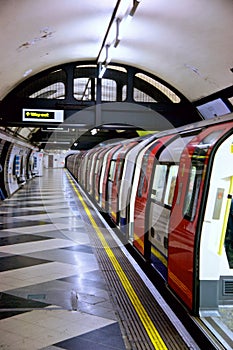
95;159;99;175
164;165;179;206
137;152;149;198
87;158;91;173
151;165;167;203
182;130;225;221
108;160;116;181
137;173;148;198
159;136;194;163
183;166;201;221
116;160;124;186
184;167;196;214
201;130;223;146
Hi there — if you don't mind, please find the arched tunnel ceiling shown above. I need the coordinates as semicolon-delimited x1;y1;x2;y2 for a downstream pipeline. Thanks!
0;0;232;102
0;0;232;149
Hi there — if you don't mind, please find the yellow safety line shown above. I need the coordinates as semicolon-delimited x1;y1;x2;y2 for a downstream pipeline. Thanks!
218;176;233;255
66;171;168;349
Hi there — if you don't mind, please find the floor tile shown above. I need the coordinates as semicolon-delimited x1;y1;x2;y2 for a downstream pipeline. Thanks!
0;255;50;272
0;219;52;230
24;248;98;266
0;238;77;255
54;323;126;350
61;245;93;254
0;234;51;247
0;292;49;319
0;169;126;350
0;307;116;349
0;209;48;217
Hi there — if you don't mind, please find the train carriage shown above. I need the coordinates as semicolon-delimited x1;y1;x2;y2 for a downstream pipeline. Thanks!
145;133;195;277
86;147;102;194
66;114;233;315
93;147;110;203
79;151;88;187
118;133;159;234
109;140;139;225
97;144;119;208
100;144;122;211
168;120;233;314
132;135;175;256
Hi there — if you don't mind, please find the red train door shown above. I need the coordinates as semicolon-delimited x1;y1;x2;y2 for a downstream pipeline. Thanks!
110;142;138;224
102;144;122;211
168;122;233;314
94;148;109;203
133;135;174;256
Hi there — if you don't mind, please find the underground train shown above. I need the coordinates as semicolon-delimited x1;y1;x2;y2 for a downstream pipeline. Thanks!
66;114;233;316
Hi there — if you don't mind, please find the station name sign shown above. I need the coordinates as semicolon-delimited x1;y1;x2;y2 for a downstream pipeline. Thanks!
22;109;64;123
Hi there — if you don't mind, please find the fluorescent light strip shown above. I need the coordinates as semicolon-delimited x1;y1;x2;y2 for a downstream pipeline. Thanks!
98;0;142;77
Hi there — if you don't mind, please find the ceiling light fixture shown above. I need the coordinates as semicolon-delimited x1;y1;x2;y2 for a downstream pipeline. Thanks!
91;128;99;135
114;18;121;48
23;69;33;77
129;0;141;17
105;44;112;64
98;63;107;79
97;0;142;78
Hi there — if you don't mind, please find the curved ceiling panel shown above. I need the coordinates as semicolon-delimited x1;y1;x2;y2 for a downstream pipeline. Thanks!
0;0;232;102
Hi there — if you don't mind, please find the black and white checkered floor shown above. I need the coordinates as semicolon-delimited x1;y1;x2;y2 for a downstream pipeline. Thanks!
0;168;126;349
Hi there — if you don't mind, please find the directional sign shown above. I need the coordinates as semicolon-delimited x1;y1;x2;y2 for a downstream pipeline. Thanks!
22;109;64;123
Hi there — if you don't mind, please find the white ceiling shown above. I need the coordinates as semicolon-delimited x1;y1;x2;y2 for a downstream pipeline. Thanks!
0;0;232;104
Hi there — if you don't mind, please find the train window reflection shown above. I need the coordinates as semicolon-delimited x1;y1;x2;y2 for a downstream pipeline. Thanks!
201;130;223;146
151;165;167;203
95;159;99;175
164;165;179;206
184;167;196;217
137;153;149;198
108;160;115;181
